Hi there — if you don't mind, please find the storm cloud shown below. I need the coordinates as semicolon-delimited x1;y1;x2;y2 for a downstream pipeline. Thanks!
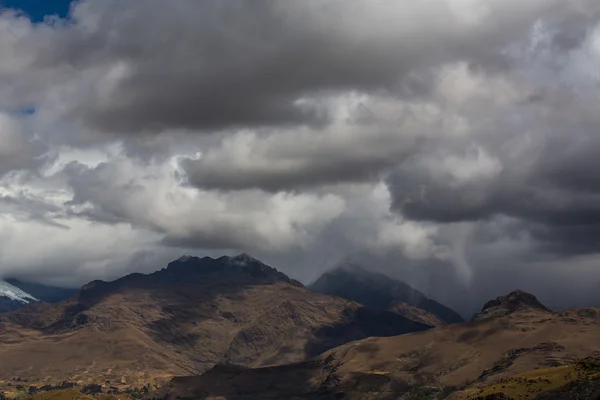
0;0;599;315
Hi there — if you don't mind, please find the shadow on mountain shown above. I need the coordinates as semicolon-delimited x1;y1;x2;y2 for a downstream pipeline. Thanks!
151;357;423;400
304;307;430;359
309;265;464;326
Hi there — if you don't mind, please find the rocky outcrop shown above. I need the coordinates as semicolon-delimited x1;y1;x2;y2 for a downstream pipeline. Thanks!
472;290;552;322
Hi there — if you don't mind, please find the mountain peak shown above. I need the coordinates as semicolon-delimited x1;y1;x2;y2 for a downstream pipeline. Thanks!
0;280;37;303
310;265;464;325
0;280;38;312
472;289;552;322
77;254;304;307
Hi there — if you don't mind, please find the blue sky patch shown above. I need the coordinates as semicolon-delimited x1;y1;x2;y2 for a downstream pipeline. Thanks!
0;0;73;22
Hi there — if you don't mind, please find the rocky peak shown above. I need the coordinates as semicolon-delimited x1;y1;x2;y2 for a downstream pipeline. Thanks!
77;254;303;307
472;290;552;322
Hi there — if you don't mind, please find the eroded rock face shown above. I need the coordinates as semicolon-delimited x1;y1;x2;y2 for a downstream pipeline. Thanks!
472;290;552;322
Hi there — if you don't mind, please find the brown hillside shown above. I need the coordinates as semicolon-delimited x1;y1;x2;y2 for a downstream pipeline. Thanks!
153;294;600;400
0;255;429;387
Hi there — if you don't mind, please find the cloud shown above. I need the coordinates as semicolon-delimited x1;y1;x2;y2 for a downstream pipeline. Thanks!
387;54;600;254
0;113;48;175
0;0;599;316
61;154;347;254
179;96;426;191
4;0;584;134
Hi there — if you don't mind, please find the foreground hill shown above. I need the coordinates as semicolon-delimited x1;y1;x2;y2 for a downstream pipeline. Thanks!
0;254;429;388
154;290;600;400
461;357;600;399
309;265;464;326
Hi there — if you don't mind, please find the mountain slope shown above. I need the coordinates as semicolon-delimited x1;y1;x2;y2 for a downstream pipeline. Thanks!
309;265;464;326
0;280;37;313
156;291;600;400
0;254;429;388
460;357;600;399
4;278;77;303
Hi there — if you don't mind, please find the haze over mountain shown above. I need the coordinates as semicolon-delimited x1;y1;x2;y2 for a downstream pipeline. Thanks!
310;265;464;325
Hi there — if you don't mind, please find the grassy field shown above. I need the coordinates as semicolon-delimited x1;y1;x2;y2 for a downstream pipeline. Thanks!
27;389;131;400
458;358;600;399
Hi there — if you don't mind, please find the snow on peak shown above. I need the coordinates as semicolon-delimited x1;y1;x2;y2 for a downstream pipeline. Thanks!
0;280;37;304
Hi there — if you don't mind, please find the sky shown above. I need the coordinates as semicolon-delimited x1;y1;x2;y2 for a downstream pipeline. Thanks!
0;0;599;316
0;0;72;22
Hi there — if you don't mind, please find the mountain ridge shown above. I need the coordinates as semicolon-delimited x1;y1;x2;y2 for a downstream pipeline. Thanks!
309;264;464;326
0;254;430;388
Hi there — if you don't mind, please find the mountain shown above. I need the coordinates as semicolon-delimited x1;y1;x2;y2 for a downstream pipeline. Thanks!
309;265;464;326
0;254;429;389
472;289;553;322
156;290;600;400
3;278;77;304
0;280;37;313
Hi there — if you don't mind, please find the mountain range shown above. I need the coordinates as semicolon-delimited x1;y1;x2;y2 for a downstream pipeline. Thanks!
0;254;431;389
1;255;599;400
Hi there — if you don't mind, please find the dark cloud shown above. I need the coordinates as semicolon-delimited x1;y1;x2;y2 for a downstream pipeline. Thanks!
0;0;600;317
387;84;600;256
28;0;583;134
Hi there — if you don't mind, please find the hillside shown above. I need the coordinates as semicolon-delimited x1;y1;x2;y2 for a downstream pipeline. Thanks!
459;357;600;399
0;254;429;388
153;291;600;399
309;265;464;326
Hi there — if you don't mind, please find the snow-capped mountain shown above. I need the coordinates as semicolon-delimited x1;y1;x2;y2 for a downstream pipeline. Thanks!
0;280;38;312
